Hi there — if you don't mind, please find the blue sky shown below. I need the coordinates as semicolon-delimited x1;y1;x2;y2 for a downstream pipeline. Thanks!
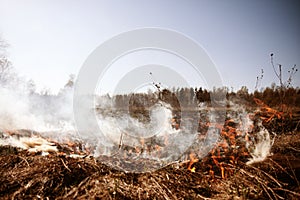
0;0;299;93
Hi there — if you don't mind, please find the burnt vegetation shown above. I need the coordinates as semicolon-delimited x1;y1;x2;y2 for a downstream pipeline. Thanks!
1;84;300;199
1;38;300;199
1;130;300;199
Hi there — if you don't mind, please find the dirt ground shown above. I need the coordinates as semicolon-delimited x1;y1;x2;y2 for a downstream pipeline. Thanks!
0;131;300;200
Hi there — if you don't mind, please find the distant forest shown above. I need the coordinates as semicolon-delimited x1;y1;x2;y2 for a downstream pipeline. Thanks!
111;85;300;110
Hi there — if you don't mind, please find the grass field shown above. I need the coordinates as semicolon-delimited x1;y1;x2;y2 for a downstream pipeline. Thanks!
0;112;299;199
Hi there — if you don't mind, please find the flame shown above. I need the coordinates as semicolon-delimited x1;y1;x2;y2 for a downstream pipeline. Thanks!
171;117;180;130
0;98;275;176
186;104;256;177
253;98;284;122
183;99;277;178
220;163;225;179
187;152;199;172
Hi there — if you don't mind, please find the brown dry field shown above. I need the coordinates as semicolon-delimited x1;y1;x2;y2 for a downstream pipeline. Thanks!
0;130;300;200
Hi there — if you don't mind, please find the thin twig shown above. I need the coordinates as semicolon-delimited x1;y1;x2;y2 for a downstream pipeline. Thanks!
248;164;282;187
161;183;178;199
271;54;280;80
119;132;123;149
268;158;293;181
239;168;283;200
18;156;30;167
197;193;215;200
294;120;300;132
151;177;171;200
273;188;300;197
286;158;300;187
286;146;300;153
60;158;71;172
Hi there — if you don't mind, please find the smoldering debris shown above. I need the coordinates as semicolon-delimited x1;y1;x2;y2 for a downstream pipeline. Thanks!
0;131;300;199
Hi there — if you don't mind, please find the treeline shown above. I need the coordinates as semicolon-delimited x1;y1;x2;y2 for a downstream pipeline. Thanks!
112;85;300;109
233;84;300;108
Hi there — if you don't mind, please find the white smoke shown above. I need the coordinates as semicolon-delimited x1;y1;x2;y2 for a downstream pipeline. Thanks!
226;101;273;165
246;123;274;165
94;101;178;157
0;87;44;130
0;65;75;133
0;65;275;167
0;133;58;154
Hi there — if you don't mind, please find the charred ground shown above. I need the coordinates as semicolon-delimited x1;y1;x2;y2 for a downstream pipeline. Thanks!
0;131;300;199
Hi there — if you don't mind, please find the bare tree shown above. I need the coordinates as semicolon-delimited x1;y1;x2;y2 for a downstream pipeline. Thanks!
0;37;14;85
270;53;298;108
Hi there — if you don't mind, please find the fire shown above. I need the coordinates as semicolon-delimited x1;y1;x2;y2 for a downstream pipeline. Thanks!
184;103;257;178
187;152;199;172
0;97;274;175
253;98;284;122
181;98;278;179
220;163;225;179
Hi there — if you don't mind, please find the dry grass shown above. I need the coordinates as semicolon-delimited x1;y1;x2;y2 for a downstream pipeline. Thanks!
0;132;299;199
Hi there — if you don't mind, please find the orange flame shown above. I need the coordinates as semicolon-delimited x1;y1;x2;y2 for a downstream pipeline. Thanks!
254;97;284;122
188;152;199;172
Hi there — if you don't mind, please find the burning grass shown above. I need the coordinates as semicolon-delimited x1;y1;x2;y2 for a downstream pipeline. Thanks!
1;131;300;200
1;98;300;199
